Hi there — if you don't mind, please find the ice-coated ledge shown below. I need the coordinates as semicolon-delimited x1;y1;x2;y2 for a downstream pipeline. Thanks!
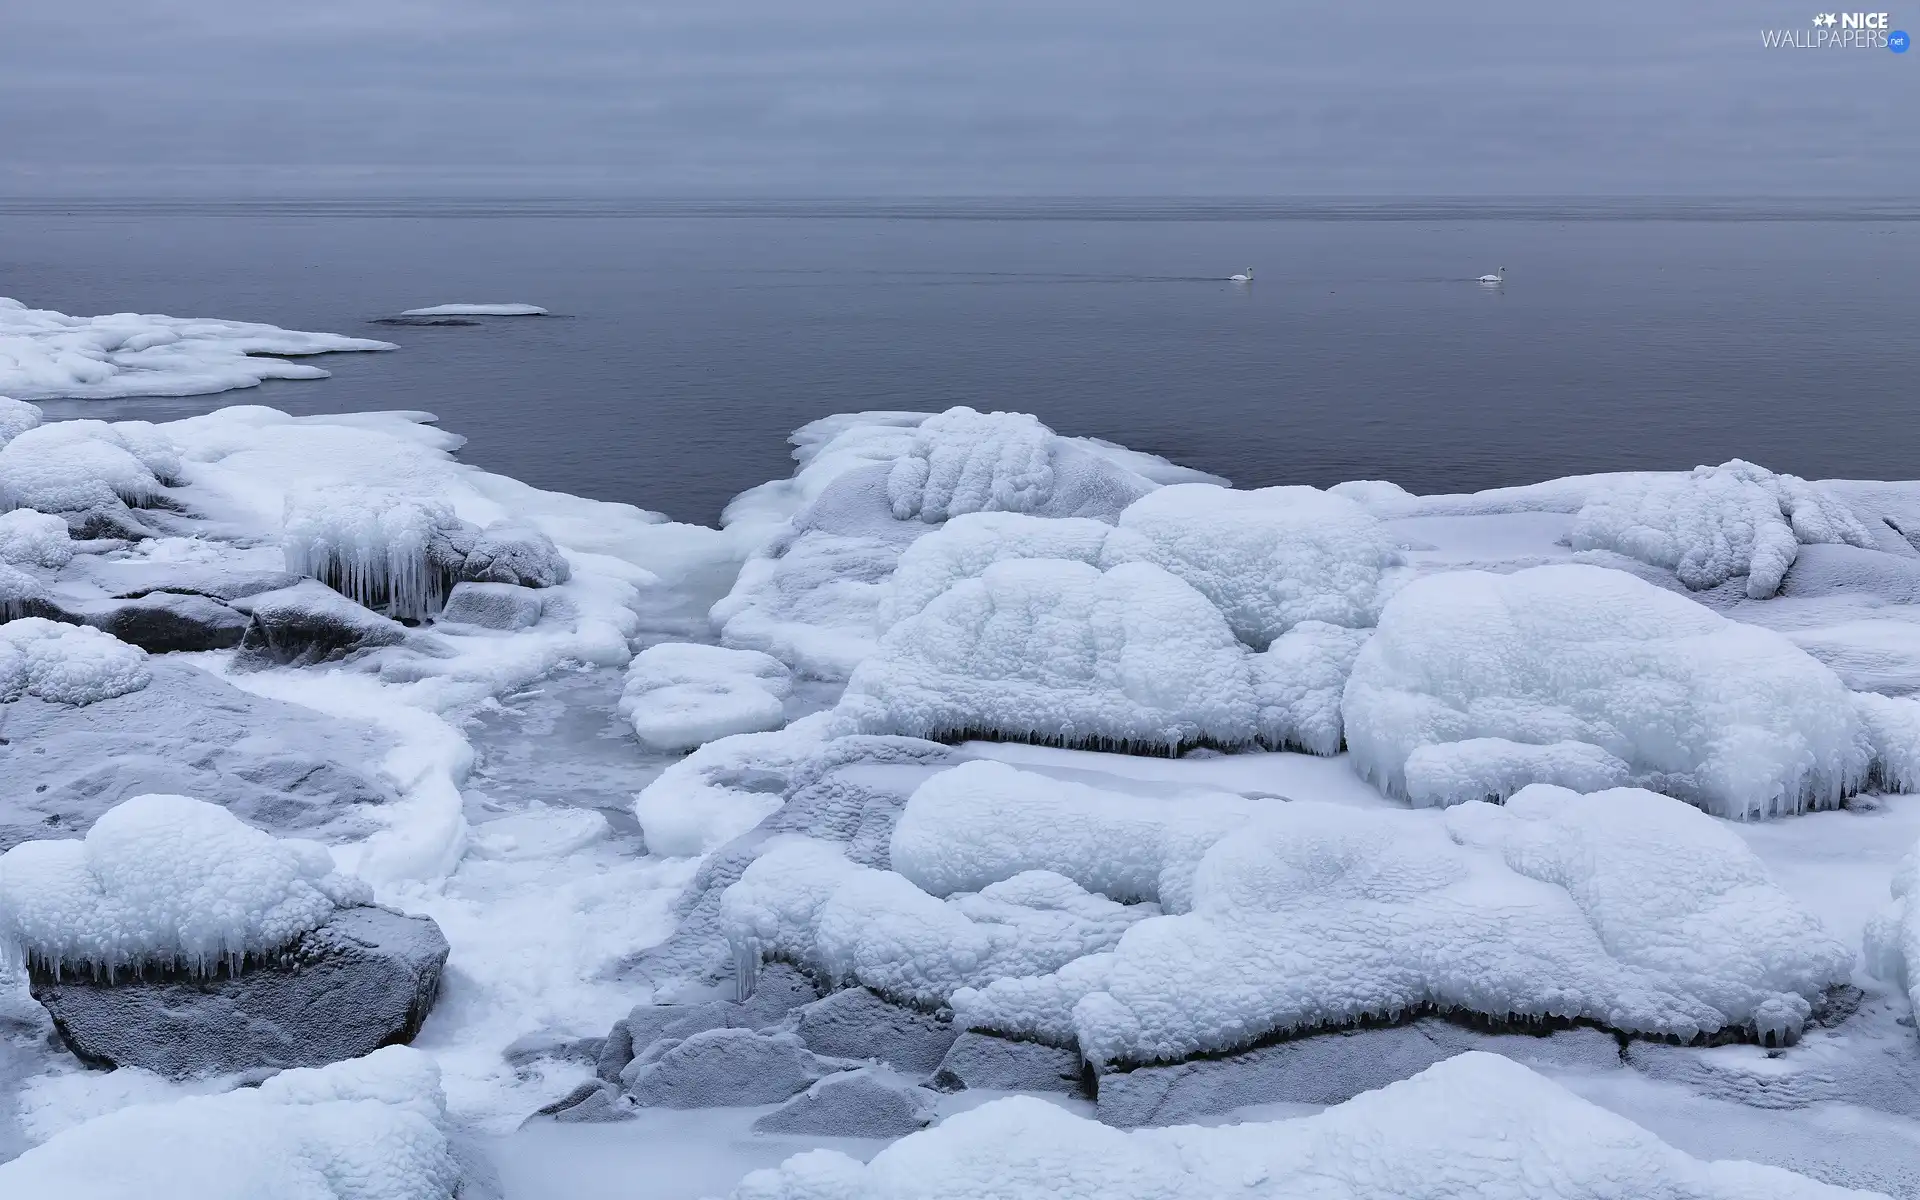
0;297;394;400
728;1051;1882;1200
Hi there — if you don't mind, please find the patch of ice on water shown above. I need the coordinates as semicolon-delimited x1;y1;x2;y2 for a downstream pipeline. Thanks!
398;304;547;317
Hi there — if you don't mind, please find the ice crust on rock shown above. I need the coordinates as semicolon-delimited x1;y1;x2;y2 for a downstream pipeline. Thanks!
876;512;1116;631
0;418;179;529
0;792;371;979
1570;460;1873;599
728;1051;1883;1200
618;642;793;751
885;407;1057;523
0;1046;462;1200
0;618;151;705
283;488;465;621
1250;620;1371;755
398;303;547;317
839;559;1262;753
0;297;395;401
1343;563;1874;818
0;507;75;568
1864;841;1920;1031
0;395;43;445
1101;483;1402;647
953;784;1850;1067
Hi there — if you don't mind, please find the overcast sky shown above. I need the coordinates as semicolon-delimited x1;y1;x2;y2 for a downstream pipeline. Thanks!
1;0;1914;195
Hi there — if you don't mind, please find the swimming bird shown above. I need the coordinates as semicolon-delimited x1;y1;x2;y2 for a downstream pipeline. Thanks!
1478;267;1506;284
1229;267;1254;283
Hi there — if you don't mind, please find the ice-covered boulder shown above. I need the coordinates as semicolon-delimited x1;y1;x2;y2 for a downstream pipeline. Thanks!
727;1052;1881;1200
929;1030;1083;1094
438;519;572;589
618;642;793;752
1342;563;1872;818
0;418;179;537
31;904;449;1078
436;580;543;631
0;617;150;705
0;395;42;445
0;791;370;979
721;838;1155;1010
232;580;411;669
0;507;74;568
792;986;960;1073
1570;459;1873;600
1250;620;1371;755
752;1068;936;1137
876;511;1116;631
623;1027;844;1108
838;559;1260;753
282;488;464;621
952;786;1850;1067
885;406;1155;525
0;297;395;401
66;591;252;653
1101;483;1402;648
714;529;902;680
1864;838;1920;1036
0;1046;462;1200
0;560;57;621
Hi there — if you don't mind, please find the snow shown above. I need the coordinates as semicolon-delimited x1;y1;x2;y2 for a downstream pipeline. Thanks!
885;407;1057;523
838;559;1260;754
0;298;394;401
876;512;1115;631
632;715;839;857
0;618;150;705
1249;620;1370;756
0;1047;460;1200
0;792;371;979
0;396;42;446
283;487;462;622
955;783;1850;1065
398;304;547;317
729;1052;1880;1200
0;417;175;515
1863;840;1920;1033
1102;483;1402;647
1570;461;1874;600
0;509;73;569
618;642;793;751
1343;563;1876;818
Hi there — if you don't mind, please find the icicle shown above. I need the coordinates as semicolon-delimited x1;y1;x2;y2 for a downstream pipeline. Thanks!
733;936;762;1002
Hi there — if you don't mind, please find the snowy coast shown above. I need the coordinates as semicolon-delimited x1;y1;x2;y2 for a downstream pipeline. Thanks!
2;299;1920;1198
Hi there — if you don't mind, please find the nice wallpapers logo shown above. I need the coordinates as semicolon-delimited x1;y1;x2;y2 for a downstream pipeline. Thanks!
1762;12;1911;49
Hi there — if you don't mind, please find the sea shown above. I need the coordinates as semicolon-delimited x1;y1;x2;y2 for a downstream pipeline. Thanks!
4;196;1916;525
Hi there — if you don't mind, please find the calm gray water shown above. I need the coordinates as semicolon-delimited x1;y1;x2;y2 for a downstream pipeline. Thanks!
5;198;1916;524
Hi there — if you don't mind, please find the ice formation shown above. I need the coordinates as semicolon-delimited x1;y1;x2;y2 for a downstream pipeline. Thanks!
631;714;840;856
1864;839;1920;1032
714;531;901;680
952;783;1850;1066
1250;620;1371;755
0;297;395;400
721;837;1155;1008
0;792;371;979
0;618;151;705
886;407;1058;523
0;395;42;445
876;512;1116;631
0;417;179;515
1101;483;1401;647
397;303;547;317
839;559;1261;753
618;641;793;751
0;1047;460;1200
283;488;463;621
1570;460;1874;599
1342;563;1872;817
0;507;73;568
729;1052;1880;1200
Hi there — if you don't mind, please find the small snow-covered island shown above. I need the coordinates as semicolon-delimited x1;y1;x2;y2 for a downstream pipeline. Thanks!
4;296;1920;1199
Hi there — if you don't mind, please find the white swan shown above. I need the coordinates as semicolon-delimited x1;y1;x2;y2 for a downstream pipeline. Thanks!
1229;267;1254;283
1478;267;1506;284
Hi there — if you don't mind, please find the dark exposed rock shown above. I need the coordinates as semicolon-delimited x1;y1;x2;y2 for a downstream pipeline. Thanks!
30;905;449;1080
793;987;958;1075
623;1028;844;1109
433;521;571;590
752;1068;935;1137
529;1080;634;1124
931;1032;1083;1095
232;581;409;669
67;592;250;652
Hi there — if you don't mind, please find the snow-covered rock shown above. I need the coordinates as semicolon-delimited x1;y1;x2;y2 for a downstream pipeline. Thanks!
792;987;960;1074
838;559;1260;753
398;303;547;317
0;418;177;528
618;642;793;752
751;1068;935;1137
0;297;394;401
953;785;1850;1067
436;581;543;631
623;1028;843;1109
31;904;448;1078
441;519;571;589
0;792;370;979
728;1051;1880;1200
929;1031;1082;1094
1343;563;1872;818
876;512;1115;631
714;529;902;680
1250;620;1371;755
1570;460;1873;599
1101;483;1401;647
0;617;150;706
0;395;42;445
283;488;464;622
1864;841;1920;1036
0;1046;462;1200
0;507;74;568
884;406;1155;525
232;580;411;669
66;591;252;653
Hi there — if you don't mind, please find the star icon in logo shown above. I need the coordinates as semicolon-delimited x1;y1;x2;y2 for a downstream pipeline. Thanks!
1813;12;1837;25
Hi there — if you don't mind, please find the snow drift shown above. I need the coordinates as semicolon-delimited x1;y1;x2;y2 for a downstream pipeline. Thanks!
729;1051;1880;1200
0;618;151;705
0;792;371;979
1343;563;1873;818
0;297;394;401
0;1047;461;1200
1570;460;1873;600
